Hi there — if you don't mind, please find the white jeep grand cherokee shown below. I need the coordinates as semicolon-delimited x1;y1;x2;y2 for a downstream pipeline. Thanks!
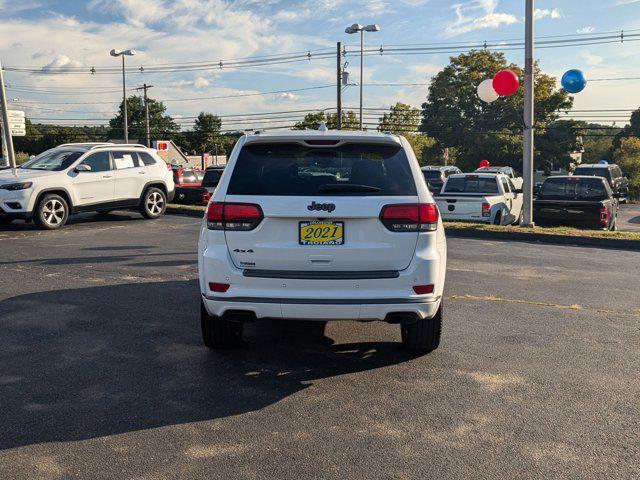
0;143;175;229
198;129;447;352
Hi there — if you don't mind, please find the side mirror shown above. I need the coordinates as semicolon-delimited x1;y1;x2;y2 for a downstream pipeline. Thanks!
514;188;523;195
75;164;92;172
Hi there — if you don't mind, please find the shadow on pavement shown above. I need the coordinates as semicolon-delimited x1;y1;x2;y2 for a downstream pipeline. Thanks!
0;212;148;232
0;280;417;450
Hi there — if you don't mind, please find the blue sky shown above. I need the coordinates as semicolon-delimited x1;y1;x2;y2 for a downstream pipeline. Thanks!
1;0;640;130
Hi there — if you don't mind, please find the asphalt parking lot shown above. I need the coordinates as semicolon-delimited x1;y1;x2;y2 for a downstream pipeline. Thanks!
618;203;640;231
0;213;638;479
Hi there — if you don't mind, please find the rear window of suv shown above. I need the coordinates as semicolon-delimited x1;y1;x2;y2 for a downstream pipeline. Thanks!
573;167;612;182
227;142;417;196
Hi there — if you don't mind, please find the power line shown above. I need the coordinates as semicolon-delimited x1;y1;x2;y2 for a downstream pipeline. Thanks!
4;30;640;76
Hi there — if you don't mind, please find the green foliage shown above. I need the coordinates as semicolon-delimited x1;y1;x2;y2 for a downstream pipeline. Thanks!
108;95;179;140
612;136;640;199
613;108;640;150
536;120;586;170
15;151;30;165
187;112;223;154
582;124;620;164
293;111;359;130
420;50;573;172
378;103;420;134
12;119;110;154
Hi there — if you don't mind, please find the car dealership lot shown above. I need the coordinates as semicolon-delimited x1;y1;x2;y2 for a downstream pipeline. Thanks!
0;213;638;479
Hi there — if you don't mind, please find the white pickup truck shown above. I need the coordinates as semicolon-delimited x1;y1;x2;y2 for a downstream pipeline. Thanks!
435;173;523;225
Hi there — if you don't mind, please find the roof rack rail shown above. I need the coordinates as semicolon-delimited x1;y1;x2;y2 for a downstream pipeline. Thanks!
58;142;114;147
89;143;148;149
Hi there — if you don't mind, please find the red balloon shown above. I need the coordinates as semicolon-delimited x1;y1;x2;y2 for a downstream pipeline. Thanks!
479;159;490;168
493;70;520;96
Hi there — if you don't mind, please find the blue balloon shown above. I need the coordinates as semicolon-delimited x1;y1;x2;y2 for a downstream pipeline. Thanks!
561;69;587;94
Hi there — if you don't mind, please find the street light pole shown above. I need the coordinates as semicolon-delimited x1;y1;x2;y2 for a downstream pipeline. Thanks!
523;0;535;227
345;23;380;130
110;48;136;144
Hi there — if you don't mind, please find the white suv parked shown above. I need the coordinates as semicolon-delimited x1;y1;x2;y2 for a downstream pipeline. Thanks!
0;143;175;229
198;129;447;352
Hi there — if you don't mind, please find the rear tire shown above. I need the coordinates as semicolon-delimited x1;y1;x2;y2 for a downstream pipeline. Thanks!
140;187;167;219
401;302;443;353
34;193;69;230
201;301;243;349
493;211;503;226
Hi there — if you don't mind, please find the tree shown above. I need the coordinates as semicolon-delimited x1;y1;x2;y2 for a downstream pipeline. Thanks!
536;120;586;170
420;50;572;172
190;112;222;154
293;111;359;130
612;136;640;200
108;95;179;141
612;107;640;150
378;103;420;134
376;103;436;164
582;125;619;164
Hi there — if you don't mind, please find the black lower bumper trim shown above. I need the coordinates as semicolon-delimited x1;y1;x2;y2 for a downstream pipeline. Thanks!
243;269;400;280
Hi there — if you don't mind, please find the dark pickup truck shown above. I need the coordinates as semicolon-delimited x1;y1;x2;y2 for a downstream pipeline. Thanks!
534;176;618;230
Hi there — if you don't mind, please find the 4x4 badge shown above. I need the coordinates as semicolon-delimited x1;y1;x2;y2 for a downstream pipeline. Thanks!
307;201;336;213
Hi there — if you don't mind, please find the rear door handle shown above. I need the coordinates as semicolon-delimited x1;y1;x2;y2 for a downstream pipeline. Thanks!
138;171;146;174
102;175;113;179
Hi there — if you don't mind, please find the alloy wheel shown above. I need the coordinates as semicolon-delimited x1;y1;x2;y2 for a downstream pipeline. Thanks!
146;192;165;215
42;199;66;226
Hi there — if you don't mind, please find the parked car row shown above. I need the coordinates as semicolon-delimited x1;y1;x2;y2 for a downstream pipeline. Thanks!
420;161;628;230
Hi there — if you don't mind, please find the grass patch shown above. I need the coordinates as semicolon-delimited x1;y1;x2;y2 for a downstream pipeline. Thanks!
444;221;640;241
167;204;206;212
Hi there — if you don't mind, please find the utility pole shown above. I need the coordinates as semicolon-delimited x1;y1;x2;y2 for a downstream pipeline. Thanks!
0;60;16;169
523;0;535;227
136;84;153;147
337;42;342;130
122;56;128;144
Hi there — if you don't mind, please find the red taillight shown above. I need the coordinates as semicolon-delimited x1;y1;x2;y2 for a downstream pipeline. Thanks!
207;202;263;231
380;203;439;232
209;282;230;293
413;284;434;295
600;206;609;227
201;191;211;206
482;201;491;217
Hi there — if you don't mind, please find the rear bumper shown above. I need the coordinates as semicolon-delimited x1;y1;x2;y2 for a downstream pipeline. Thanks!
202;294;442;321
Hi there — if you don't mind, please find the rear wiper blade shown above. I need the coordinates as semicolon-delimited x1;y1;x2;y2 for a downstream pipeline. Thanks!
318;183;381;193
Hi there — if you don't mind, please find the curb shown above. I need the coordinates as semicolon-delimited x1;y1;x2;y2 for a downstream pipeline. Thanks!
164;207;640;251
445;227;640;251
166;206;205;218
